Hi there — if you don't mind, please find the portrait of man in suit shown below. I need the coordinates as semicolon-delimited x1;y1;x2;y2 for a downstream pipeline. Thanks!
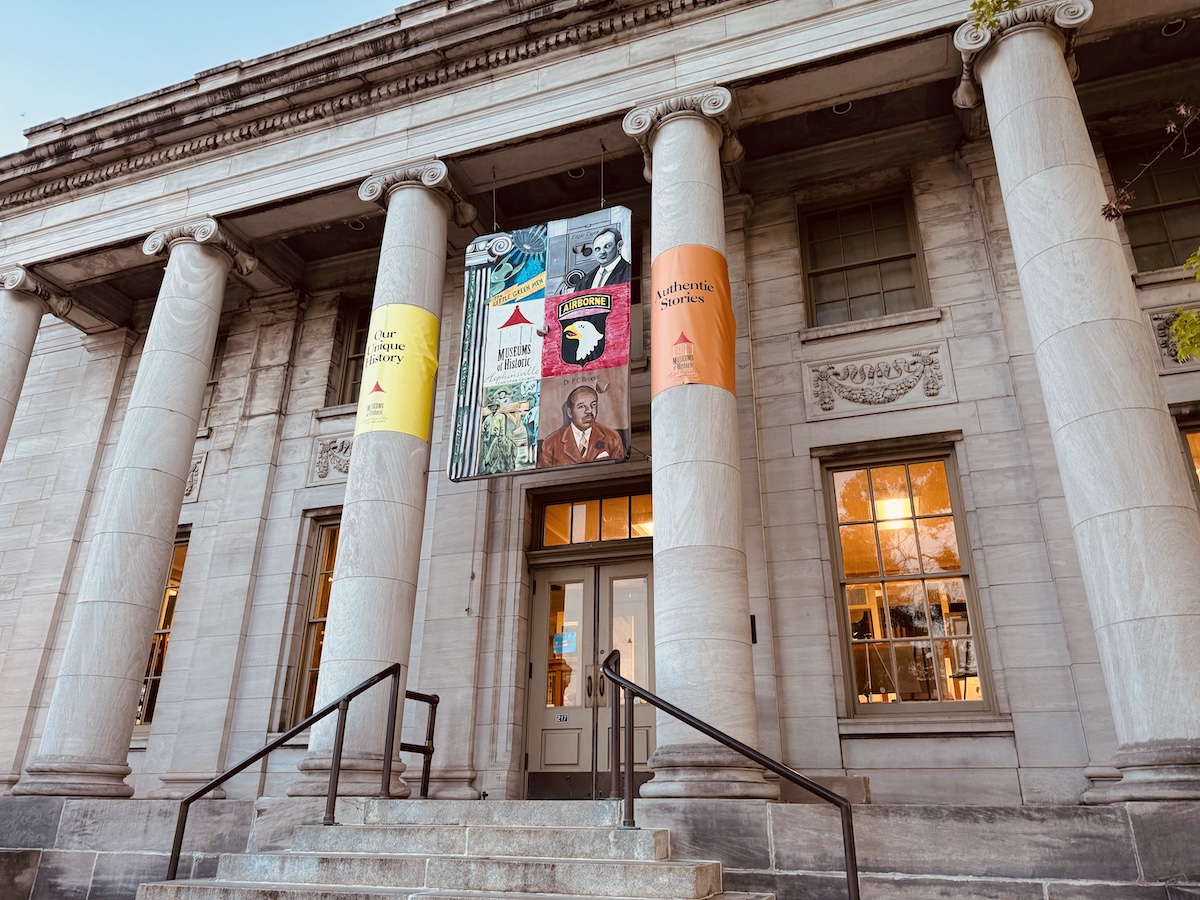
585;226;632;288
537;385;627;467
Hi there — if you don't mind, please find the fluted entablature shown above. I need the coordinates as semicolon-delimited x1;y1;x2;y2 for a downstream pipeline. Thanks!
358;160;477;226
142;216;257;276
954;0;1093;109
622;86;744;183
1;265;73;319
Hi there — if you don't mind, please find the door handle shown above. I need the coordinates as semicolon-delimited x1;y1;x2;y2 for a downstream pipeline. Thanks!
586;673;593;700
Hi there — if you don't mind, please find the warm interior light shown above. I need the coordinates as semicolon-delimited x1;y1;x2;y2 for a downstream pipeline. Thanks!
875;498;911;521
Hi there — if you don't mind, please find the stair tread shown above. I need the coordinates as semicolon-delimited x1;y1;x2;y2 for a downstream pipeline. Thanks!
140;881;773;900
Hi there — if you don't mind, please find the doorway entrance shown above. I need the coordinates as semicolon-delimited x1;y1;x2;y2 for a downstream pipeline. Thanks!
526;560;654;799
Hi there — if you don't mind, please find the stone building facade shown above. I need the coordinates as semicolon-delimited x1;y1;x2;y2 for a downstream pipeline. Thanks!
2;0;1200;894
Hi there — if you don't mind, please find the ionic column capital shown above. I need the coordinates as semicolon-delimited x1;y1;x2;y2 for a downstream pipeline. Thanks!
1;265;73;319
358;160;476;227
622;86;745;185
953;0;1093;110
142;217;257;276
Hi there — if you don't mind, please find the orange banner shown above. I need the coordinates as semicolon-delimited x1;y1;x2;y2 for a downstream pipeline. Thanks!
650;245;736;398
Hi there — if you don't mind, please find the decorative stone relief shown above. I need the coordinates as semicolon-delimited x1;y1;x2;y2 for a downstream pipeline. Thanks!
1149;306;1200;372
143;218;257;276
1;265;73;318
182;454;207;504
803;341;956;422
309;433;354;486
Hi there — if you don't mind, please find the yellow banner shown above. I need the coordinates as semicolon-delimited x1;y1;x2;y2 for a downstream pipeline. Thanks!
354;304;440;440
650;245;736;398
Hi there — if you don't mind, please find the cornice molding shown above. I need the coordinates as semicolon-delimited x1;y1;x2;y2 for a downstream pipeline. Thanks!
142;217;258;276
622;86;744;184
1;265;73;318
953;0;1093;110
359;160;477;226
0;0;730;214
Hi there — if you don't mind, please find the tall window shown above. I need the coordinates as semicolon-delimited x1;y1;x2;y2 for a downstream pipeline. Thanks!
1185;427;1200;495
800;193;926;327
294;523;339;723
1107;142;1200;272
198;334;227;429
136;540;189;725
339;301;372;405
827;456;984;710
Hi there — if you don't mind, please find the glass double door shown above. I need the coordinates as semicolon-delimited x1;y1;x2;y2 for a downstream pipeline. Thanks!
526;561;654;799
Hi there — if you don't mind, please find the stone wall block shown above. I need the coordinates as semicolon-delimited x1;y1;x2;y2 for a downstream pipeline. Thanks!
29;849;95;900
634;798;771;869
54;799;252;852
0;797;64;848
1127;802;1200;881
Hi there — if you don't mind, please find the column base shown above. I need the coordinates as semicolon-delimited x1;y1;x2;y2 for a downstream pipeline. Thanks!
640;743;780;799
286;753;410;799
12;760;134;798
426;766;480;799
146;772;228;800
1081;744;1200;803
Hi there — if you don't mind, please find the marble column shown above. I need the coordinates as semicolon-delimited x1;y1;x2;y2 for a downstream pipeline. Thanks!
956;0;1200;801
290;161;474;797
14;219;254;797
0;267;64;461
623;88;776;798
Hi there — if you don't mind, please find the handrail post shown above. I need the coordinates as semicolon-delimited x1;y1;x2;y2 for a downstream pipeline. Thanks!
609;651;621;799
841;803;861;900
622;683;635;828
165;801;190;880
325;697;351;826
420;695;438;799
380;670;401;798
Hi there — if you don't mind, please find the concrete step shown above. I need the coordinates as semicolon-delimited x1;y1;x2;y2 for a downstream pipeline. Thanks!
356;800;623;828
138;881;773;900
291;824;670;860
214;853;722;899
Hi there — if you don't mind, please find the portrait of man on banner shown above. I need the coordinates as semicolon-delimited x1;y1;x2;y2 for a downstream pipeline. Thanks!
537;377;629;468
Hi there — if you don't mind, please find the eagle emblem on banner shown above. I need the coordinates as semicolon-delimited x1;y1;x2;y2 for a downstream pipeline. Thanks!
557;292;612;367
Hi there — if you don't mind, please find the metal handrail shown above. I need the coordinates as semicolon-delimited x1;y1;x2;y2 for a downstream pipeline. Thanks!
165;663;439;880
602;649;860;900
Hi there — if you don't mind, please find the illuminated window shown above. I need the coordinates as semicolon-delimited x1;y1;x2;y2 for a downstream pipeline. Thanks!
827;457;985;710
136;540;188;725
1107;141;1200;272
541;493;653;547
800;193;927;327
294;523;339;724
1185;428;1200;495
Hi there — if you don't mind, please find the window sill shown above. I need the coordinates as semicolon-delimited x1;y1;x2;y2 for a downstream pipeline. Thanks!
315;403;357;420
1134;267;1193;288
801;307;943;343
838;714;1012;738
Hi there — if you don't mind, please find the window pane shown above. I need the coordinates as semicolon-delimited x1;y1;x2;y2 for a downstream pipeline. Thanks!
893;641;939;701
840;524;881;578
840;205;873;235
879;520;920;576
1124;213;1168;245
631;494;654;537
811;238;843;268
845;265;881;297
816;300;850;326
809;211;841;241
842;231;876;263
879;258;916;291
834;469;871;522
1133;242;1176;271
855;642;897;701
612;577;650;689
1164;205;1200;241
918;516;960;572
934;639;981;700
547;582;584;707
883;288;919;314
875;224;911;256
872;198;907;228
870;465;911;519
1156;168;1199;204
1187;432;1200;484
573;500;600;543
909;461;951;515
544;503;571;546
601;496;630;541
928;578;969;636
812;271;847;303
884;580;928;638
846;583;884;640
849;293;885;320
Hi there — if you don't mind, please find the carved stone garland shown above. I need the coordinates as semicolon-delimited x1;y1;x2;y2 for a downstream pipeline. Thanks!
811;347;944;412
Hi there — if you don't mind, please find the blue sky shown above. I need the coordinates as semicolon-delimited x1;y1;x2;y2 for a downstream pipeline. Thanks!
1;1;398;156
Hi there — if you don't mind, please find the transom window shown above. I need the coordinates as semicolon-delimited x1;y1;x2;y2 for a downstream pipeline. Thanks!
1108;142;1200;272
136;539;189;725
541;493;653;547
828;457;984;709
800;194;925;327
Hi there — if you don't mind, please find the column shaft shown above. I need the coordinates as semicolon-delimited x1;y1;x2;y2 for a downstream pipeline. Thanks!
15;232;240;797
0;279;48;461
626;94;776;798
973;15;1200;800
291;165;462;797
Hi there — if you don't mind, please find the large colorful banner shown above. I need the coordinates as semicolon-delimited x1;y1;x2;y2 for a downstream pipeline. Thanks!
449;207;633;481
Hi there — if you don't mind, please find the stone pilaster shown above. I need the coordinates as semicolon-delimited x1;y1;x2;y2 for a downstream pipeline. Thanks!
0;267;67;462
623;88;776;799
290;160;473;797
955;0;1200;801
14;218;254;797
